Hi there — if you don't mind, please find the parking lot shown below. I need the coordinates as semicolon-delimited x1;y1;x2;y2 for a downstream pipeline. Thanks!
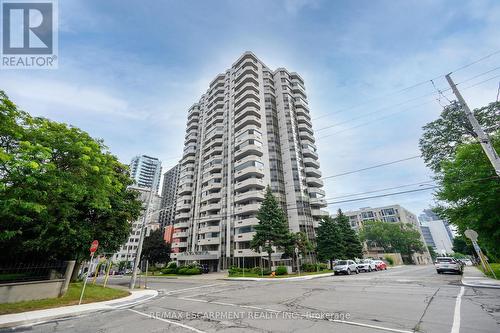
6;265;500;333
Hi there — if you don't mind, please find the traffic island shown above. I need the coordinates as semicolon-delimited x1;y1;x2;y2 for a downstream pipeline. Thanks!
225;271;335;281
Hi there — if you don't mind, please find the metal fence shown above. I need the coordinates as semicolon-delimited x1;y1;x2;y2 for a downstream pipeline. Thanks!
0;261;68;284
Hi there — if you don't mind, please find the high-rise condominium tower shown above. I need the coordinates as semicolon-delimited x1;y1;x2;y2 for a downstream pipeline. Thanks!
129;155;162;193
158;163;181;230
171;52;327;271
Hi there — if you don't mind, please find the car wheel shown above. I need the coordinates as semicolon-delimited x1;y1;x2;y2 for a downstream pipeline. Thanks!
436;270;441;274
346;269;351;275
356;269;359;274
368;267;372;272
384;267;387;270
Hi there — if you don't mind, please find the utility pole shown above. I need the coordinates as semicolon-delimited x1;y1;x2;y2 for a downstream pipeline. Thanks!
129;188;154;290
445;73;500;177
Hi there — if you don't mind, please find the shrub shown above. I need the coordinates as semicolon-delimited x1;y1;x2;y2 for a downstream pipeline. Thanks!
176;266;201;275
161;267;177;274
318;263;328;271
384;256;395;266
275;266;288;275
301;263;316;272
166;261;177;269
251;267;264;275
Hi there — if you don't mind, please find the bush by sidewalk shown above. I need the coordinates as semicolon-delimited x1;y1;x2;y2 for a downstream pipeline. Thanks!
0;283;129;315
480;263;500;280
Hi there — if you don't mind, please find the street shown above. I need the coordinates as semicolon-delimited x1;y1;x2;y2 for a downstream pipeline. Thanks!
4;265;499;333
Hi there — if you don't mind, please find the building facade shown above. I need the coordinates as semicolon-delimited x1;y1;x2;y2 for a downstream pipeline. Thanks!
171;52;327;271
112;186;161;266
344;205;432;264
130;155;162;193
158;163;181;230
420;220;454;255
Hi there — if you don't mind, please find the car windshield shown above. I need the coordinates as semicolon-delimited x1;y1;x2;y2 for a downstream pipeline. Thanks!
360;260;371;263
337;260;347;265
436;258;453;262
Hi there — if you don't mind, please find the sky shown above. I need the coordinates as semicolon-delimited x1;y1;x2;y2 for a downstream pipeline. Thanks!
2;0;500;217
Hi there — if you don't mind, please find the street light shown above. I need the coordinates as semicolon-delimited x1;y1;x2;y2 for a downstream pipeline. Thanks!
129;190;168;290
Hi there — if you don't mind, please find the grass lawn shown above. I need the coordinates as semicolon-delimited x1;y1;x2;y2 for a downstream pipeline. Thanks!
228;270;333;278
0;282;129;315
480;263;500;280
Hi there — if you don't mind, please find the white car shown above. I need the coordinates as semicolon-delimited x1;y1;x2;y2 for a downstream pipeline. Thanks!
357;259;377;272
435;257;463;275
333;260;359;275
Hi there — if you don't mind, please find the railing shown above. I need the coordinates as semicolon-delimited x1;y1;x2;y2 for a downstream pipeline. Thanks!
0;261;69;284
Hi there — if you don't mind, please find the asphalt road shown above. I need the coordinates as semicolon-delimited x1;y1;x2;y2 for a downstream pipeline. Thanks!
5;265;500;333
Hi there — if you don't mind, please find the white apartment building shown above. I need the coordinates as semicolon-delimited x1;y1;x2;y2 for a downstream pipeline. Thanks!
112;186;161;266
130;155;162;193
171;52;328;271
420;220;454;255
158;163;181;230
344;205;432;264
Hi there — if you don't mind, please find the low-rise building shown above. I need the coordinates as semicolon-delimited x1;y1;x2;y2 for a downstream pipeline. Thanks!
344;205;432;264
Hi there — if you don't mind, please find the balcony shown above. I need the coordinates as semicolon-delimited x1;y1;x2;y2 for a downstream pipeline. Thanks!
182;155;196;165
234;248;260;257
234;190;265;203
234;144;263;160
178;184;193;195
298;123;314;135
235;203;261;215
171;242;188;248
235;217;259;228
302;148;318;159
174;222;189;229
235;69;258;85
234;166;264;181
173;231;188;238
311;209;329;217
176;212;191;220
199;203;221;213
308;187;325;197
306;177;324;187
234;82;259;99
234;231;256;242
305;167;322;177
198;225;220;234
200;192;222;203
299;131;315;142
203;182;222;191
198;237;221;246
202;172;222;184
310;197;327;207
201;213;222;222
304;157;320;168
234;177;265;190
176;203;191;211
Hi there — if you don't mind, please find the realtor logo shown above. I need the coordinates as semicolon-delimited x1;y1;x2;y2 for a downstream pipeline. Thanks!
1;0;58;69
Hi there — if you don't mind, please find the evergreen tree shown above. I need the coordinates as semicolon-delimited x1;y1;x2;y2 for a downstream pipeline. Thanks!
316;215;343;268
141;229;171;266
250;186;290;269
336;209;363;259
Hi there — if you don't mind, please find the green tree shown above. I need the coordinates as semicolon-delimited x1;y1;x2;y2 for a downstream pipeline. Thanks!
419;101;499;172
316;216;344;268
282;231;313;272
250;186;290;270
360;221;425;264
335;209;363;259
141;229;171;266
452;235;473;255
434;133;500;260
0;91;142;274
427;246;438;261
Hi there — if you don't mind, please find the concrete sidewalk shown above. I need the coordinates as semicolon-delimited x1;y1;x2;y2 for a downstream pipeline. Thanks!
462;265;500;289
0;289;158;329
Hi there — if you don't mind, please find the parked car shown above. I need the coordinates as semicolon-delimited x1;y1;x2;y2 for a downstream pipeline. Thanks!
333;260;359;275
373;260;388;271
435;257;463;275
357;259;377;272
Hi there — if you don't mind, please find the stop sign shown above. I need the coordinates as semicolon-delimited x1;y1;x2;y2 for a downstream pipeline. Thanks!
90;240;99;254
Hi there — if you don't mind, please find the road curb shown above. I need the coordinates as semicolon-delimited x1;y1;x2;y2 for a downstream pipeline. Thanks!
461;280;500;289
223;272;335;281
0;290;158;329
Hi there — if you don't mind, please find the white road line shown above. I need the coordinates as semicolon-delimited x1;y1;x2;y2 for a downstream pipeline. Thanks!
451;286;465;333
184;287;236;298
164;283;227;295
176;296;413;333
328;319;413;333
128;308;206;333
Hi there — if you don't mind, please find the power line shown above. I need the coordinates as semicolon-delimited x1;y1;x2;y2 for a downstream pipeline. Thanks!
316;72;500;140
315;66;500;135
321;155;421;180
312;49;500;121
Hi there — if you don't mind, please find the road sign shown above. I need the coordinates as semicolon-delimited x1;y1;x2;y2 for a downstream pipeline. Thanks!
464;229;478;241
90;240;99;253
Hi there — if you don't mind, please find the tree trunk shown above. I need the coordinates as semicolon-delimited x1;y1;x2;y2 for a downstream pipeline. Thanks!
268;252;272;271
330;259;333;270
71;260;82;282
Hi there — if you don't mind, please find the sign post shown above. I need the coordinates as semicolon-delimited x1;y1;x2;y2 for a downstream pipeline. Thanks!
79;240;98;305
465;229;497;279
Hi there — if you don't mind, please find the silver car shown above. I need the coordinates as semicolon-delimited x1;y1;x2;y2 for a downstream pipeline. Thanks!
333;260;359;275
357;259;376;272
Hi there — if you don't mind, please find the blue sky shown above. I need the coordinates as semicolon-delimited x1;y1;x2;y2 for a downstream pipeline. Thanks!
2;0;500;216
